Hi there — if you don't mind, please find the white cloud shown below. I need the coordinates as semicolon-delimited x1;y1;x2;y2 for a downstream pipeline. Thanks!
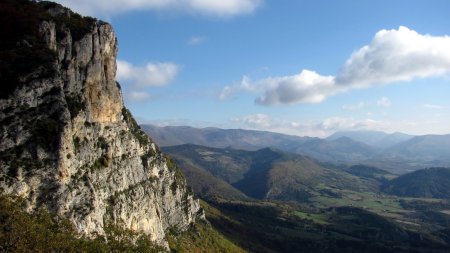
54;0;262;18
376;97;391;108
255;70;335;105
232;113;272;128
117;60;179;87
423;104;444;109
219;76;258;100
187;36;206;45
230;114;424;137
318;117;384;132
222;26;450;105
336;26;450;88
231;113;318;136
342;101;366;111
127;91;151;101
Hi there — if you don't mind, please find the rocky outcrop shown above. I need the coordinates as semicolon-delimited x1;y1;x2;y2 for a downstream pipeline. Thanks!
0;2;203;247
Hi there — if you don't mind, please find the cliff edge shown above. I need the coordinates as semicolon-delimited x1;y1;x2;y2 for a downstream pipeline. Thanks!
0;0;203;246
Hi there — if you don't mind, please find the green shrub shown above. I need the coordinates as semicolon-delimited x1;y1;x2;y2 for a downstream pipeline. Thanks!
122;107;149;146
32;118;62;151
93;156;109;170
65;95;84;119
73;136;81;152
98;136;109;150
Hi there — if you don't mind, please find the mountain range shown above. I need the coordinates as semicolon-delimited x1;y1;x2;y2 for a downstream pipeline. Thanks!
144;125;450;173
162;144;390;202
327;130;414;148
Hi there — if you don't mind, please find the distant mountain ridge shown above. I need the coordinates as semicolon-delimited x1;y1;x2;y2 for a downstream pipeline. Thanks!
142;125;313;150
327;130;414;148
143;125;381;165
143;125;450;173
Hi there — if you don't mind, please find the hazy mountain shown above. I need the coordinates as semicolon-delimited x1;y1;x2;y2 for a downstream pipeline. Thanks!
144;125;380;163
294;136;380;163
376;132;415;149
327;130;388;144
384;134;450;159
142;124;313;150
382;167;450;198
327;130;414;149
374;134;450;170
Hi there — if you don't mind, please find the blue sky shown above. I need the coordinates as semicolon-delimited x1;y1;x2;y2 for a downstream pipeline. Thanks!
56;0;450;137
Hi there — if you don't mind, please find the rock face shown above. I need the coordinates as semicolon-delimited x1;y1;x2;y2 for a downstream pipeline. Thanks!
0;2;203;246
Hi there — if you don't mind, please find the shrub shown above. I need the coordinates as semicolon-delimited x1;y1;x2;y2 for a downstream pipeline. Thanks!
65;95;84;119
98;136;109;150
32;118;62;151
122;107;149;146
0;193;165;252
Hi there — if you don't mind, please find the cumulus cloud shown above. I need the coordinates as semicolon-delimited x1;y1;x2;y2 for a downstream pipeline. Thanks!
54;0;262;18
219;76;257;100
336;26;450;87
187;36;207;45
376;97;391;108
255;70;335;105
231;113;314;136
117;60;179;87
232;114;272;128
221;26;450;105
318;117;384;132
231;114;420;137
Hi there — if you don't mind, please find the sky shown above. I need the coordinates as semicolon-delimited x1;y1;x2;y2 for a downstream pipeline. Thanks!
55;0;450;137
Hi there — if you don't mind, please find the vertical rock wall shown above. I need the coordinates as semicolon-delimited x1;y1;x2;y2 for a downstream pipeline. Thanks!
0;3;203;247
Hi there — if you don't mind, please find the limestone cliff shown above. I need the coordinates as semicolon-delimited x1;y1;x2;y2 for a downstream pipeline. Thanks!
0;1;203;246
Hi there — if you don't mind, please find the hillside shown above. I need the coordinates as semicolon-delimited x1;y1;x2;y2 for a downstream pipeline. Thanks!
382;167;450;198
169;156;250;201
164;144;380;202
344;164;392;181
203;199;450;253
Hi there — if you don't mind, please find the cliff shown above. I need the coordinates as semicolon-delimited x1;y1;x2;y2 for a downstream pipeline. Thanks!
0;1;203;247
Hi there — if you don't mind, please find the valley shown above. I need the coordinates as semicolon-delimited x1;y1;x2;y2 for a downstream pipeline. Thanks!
162;143;450;252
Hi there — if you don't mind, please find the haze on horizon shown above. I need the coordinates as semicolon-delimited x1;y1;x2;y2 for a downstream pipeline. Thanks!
55;0;450;138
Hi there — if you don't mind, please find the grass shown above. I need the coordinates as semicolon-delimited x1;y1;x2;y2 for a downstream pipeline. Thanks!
293;211;330;225
167;222;246;253
310;184;404;213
